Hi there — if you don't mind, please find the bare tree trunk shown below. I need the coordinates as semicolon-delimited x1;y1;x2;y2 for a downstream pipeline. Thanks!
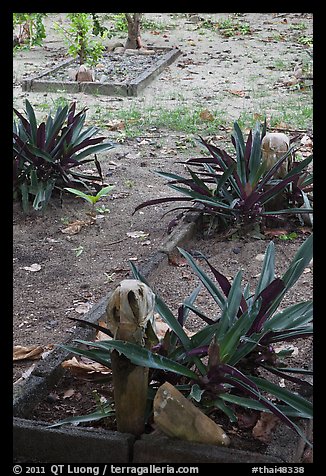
124;13;142;49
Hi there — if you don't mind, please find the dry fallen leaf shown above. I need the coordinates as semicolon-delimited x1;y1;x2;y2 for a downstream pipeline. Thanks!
61;219;91;235
74;302;92;314
199;109;214;121
264;229;290;238
61;223;82;235
252;412;280;442
168;255;188;267
127;231;149;239
62;356;110;377
105;119;125;131
13;345;45;361
96;321;112;341
228;89;246;97
13;363;36;385
63;388;75;399
21;263;42;272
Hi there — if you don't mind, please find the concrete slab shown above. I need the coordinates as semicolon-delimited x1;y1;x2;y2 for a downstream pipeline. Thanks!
133;434;282;463
14;418;134;463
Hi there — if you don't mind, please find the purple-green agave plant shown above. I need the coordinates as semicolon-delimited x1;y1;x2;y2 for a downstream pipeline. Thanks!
13;99;114;211
60;234;313;446
134;121;313;233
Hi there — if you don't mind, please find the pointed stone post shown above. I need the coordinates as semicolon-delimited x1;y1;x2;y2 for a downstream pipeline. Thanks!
106;279;156;436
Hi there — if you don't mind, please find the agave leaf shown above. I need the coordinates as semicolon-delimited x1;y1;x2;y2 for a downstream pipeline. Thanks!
13;107;31;135
183;302;216;325
186;167;213;195
254;241;275;299
219;363;259;392
155;170;190;182
48;403;114;428
19;182;30;213
194;253;248;316
209;398;238;422
256;238;312;323
249;278;285;334
243;130;253;177
264;301;312;332
167;183;209;200
60;343;112;367
232;122;246;183
25;99;38;144
178;285;202;326
219;393;308;418
262;208;313;215
272;367;313;375
228;327;266;367
75;339;199;380
74;126;104;146
32;179;55;211
36;122;46;149
283;155;313;181
259;174;301;206
216;162;237;192
217;271;243;337
45;114;54;147
69;136;110;157
193;197;237;212
218;307;255;362
177;248;226;309
184;156;221;167
224;375;311;444
257;145;296;191
266;327;313;343
70;116;89;145
282;234;313;291
250;375;313;418
129;261;191;350
46;104;69;150
133;196;192;214
200;138;242;196
67;102;77;124
71;142;115;162
68;316;114;338
248;123;262;185
189;321;221;349
24;143;55;163
261;365;313;386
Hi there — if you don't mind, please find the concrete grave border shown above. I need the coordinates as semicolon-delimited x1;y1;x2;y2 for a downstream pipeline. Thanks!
13;210;312;463
21;47;182;97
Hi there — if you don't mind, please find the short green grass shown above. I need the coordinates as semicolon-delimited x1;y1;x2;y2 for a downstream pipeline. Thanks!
91;105;229;137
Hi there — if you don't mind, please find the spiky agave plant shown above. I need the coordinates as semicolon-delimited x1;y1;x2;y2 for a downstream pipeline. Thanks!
61;234;313;445
13;99;114;211
134;121;313;233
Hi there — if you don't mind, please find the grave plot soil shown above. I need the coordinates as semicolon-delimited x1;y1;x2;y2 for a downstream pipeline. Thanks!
13;13;313;456
44;50;167;84
29;232;313;460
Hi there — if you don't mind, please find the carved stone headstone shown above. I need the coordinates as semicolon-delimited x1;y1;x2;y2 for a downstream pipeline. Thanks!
75;65;94;82
261;132;291;179
106;279;156;436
